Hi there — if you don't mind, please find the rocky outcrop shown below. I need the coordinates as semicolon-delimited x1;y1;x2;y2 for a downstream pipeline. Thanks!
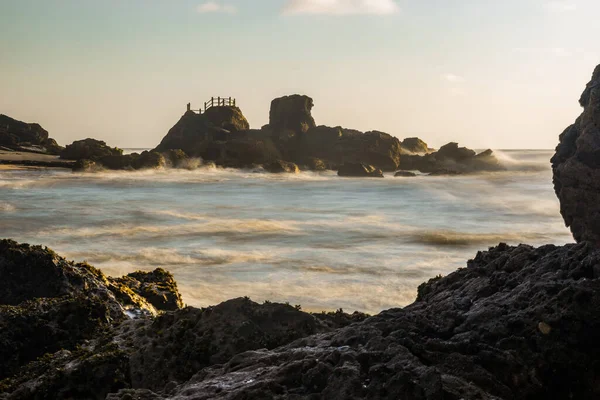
338;163;384;178
60;138;123;161
268;95;316;134
394;170;417;177
0;241;364;399
0;239;184;388
0;114;62;154
552;64;600;243
398;142;503;174
400;137;429;154
154;97;402;172
109;242;600;400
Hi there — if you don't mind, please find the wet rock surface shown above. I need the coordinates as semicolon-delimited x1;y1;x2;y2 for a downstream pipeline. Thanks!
0;114;63;155
108;242;600;400
400;137;429;154
552;64;600;243
338;163;384;178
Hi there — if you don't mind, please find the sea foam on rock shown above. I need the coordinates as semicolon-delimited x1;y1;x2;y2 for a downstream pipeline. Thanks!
552;64;600;243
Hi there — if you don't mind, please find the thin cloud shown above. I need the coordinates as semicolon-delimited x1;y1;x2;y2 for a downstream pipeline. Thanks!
282;0;400;16
444;74;465;83
197;1;237;14
544;1;577;12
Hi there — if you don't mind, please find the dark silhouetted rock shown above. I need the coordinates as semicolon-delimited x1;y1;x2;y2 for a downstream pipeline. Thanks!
293;127;402;171
436;142;477;160
203;106;249;132
394;170;417;177
398;142;503;174
110;269;184;312
400;137;429;154
552;64;600;243
338;163;384;178
0;114;62;154
268;95;316;134
264;160;299;173
61;138;123;161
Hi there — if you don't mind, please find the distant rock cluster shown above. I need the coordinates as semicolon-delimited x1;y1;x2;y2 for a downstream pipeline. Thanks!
0;114;62;154
552;64;600;243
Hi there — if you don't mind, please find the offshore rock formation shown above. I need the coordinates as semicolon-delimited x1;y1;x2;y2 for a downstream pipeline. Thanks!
61;138;123;161
399;142;503;175
155;95;403;172
109;242;600;400
0;114;62;154
269;95;316;134
552;64;600;243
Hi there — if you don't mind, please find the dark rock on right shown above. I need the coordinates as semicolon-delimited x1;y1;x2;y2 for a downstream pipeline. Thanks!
552;64;600;243
338;163;384;178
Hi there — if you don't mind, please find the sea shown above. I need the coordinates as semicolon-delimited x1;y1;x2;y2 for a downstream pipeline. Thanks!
0;150;572;314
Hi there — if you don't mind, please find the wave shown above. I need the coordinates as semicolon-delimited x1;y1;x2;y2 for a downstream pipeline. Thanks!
0;202;16;212
408;229;560;247
494;150;552;172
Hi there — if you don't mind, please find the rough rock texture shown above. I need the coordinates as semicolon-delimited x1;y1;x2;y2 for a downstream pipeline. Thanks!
109;242;600;400
203;106;250;132
400;137;429;154
0;241;363;399
338;163;384;178
398;142;503;174
552;64;600;243
0;114;63;154
0;239;184;390
269;95;316;134
60;138;123;161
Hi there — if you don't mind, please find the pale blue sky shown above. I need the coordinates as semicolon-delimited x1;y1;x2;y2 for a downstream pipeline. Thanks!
1;0;598;148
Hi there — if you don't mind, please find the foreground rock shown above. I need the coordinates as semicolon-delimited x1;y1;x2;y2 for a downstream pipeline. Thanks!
0;114;62;155
0;240;364;399
60;138;123;161
552;64;600;243
399;142;504;174
110;242;600;399
338;163;384;178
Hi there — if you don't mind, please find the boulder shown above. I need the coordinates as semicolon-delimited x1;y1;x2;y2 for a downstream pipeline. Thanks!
264;160;299;174
400;137;429;154
61;138;123;161
394;170;417;177
552;64;600;243
268;95;316;134
338;163;384;178
109;269;184;312
291;126;401;172
398;143;503;174
0;114;62;154
203;106;249;132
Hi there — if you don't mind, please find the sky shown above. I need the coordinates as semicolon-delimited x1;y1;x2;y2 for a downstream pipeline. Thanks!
1;0;598;149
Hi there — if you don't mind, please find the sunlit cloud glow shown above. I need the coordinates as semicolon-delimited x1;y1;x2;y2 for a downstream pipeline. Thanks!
196;1;237;14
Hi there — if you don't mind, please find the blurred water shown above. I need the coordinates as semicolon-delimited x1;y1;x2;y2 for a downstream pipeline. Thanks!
0;150;571;313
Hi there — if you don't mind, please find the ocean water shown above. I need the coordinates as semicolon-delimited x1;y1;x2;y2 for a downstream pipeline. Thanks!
0;150;572;314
